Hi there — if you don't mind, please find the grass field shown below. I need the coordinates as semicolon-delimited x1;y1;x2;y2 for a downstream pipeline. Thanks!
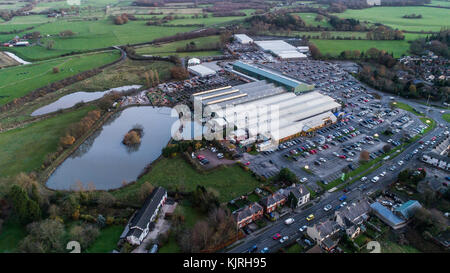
0;50;120;105
113;156;262;203
3;19;196;60
443;113;450;123
334;6;450;32
85;225;124;253
135;35;220;55
0;105;95;178
310;39;410;57
293;12;332;28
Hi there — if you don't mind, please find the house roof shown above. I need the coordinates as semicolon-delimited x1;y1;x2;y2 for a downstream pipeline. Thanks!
336;199;371;225
260;192;286;207
233;202;263;223
313;220;340;239
280;183;310;200
394;200;421;220
370;202;405;226
129;187;167;230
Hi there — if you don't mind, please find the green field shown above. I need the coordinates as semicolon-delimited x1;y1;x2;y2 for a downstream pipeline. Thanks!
310;39;410;57
0;50;120;105
114;157;262;203
334;6;450;32
0;106;95;178
86;225;124;253
443;113;450;123
135;35;220;55
293;12;332;28
3;18;196;60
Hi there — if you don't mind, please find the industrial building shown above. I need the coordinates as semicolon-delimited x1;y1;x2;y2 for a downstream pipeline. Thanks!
234;34;253;44
221;91;341;143
233;61;314;93
254;40;306;59
188;64;216;77
191;80;285;108
194;88;340;144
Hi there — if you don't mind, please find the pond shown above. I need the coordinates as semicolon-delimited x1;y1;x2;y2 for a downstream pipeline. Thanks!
46;106;181;191
31;85;142;116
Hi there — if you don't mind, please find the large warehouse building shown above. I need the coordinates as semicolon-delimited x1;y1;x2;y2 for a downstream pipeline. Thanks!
233;61;314;93
191;80;285;108
220;91;341;143
254;40;306;60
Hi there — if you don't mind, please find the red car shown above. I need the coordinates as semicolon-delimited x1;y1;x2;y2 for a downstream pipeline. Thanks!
272;233;281;240
419;140;424;144
245;161;251;166
339;155;346;159
309;150;314;155
197;155;205;160
431;137;437;141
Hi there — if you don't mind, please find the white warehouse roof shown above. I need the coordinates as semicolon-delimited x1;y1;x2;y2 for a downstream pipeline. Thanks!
188;64;216;77
234;34;253;44
254;40;306;59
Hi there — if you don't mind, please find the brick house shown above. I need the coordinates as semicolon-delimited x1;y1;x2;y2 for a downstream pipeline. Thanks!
233;202;264;228
259;192;286;213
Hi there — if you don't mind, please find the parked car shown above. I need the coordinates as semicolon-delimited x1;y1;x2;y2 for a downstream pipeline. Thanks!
272;233;281;240
260;247;269;253
306;214;315;221
298;225;307;232
323;204;332;211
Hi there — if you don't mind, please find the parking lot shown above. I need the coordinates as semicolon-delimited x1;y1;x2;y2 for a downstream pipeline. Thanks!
234;59;430;192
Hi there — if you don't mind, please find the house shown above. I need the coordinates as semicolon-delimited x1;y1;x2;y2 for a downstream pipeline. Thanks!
259;192;286;213
306;220;341;251
124;187;167;245
233;202;264;228
279;183;310;208
335;199;371;239
370;200;421;230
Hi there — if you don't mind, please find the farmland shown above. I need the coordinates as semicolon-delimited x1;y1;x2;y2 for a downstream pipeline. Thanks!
0;105;96;178
333;6;449;32
310;39;410;57
0;50;120;106
135;35;221;56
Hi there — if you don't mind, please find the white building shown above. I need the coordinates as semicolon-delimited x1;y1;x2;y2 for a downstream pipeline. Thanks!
188;64;216;77
123;187;167;245
187;58;201;66
254;40;306;59
234;34;253;44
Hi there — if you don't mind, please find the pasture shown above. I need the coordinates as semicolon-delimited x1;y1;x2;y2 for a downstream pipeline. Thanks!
333;6;450;32
310;39;410;57
135;35;221;55
0;105;96;178
0;50;120;105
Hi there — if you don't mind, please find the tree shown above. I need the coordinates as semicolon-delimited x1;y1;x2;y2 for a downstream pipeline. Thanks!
60;134;75;147
382;144;392;153
8;185;41;224
18;219;65;253
69;224;99;249
277;168;298;185
59;30;75;37
139;182;155;203
359;150;370;162
170;66;189;80
45;40;55;50
309;43;322;59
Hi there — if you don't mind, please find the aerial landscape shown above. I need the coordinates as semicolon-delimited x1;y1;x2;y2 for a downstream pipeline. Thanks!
0;0;449;259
